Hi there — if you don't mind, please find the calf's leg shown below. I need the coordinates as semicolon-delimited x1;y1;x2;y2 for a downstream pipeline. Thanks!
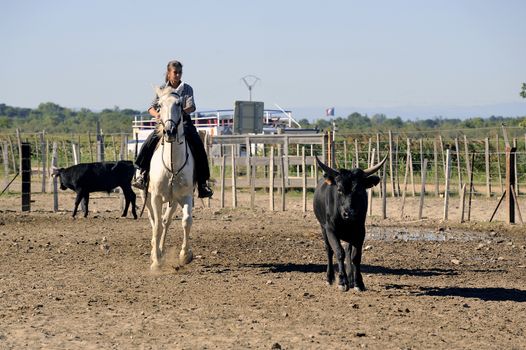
321;227;335;285
72;192;85;218
82;194;90;217
121;185;137;219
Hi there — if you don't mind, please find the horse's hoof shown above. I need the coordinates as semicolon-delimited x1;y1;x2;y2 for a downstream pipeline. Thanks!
338;284;350;292
179;250;193;265
150;262;161;272
354;286;366;292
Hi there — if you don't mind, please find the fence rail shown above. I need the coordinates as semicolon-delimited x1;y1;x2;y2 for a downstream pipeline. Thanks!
1;128;524;224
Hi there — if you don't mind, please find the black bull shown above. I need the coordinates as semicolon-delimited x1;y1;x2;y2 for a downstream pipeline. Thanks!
313;155;387;292
54;161;137;219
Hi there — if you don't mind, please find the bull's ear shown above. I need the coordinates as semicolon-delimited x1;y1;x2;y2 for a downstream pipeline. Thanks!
323;173;336;186
364;175;381;189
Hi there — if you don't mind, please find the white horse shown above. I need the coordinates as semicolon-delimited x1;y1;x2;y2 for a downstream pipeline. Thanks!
145;85;195;271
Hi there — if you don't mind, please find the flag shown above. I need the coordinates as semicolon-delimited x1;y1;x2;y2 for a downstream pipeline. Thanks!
325;107;335;117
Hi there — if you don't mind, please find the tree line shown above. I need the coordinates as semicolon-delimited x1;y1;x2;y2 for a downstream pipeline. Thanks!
1;101;524;135
0;102;143;134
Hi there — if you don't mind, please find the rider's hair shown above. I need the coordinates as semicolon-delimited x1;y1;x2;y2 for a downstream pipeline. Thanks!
165;60;183;82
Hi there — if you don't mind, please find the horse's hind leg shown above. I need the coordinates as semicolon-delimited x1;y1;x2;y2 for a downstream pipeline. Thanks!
179;196;193;265
160;202;178;254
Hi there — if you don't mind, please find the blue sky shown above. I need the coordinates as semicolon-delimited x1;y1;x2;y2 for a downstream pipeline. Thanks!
1;0;525;120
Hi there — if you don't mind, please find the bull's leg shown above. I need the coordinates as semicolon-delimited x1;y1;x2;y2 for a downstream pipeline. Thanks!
325;228;349;292
150;195;164;271
179;196;193;265
343;241;352;285
349;234;366;291
121;185;137;219
72;192;83;218
321;227;335;285
82;194;90;218
159;202;178;254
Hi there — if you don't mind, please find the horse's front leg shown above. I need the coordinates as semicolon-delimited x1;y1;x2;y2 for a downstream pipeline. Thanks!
179;196;193;265
160;202;178;254
144;192;155;229
149;195;164;271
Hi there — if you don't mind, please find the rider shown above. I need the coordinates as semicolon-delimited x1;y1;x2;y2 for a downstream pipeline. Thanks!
132;60;214;198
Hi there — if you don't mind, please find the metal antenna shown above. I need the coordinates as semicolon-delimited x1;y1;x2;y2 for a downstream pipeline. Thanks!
241;75;260;101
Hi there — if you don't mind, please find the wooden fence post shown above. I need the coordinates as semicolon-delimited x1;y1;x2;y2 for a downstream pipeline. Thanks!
496;134;503;194
302;147;307;212
400;151;410;219
464;135;471;183
354;139;359;168
395;135;401;196
40;131;47;193
455;138;462;194
2;142;9;188
220;155;226;209
407;138;415;197
485;137;491;197
443;149;451;221
513;138;518;196
459;184;467;223
51;142;59;212
434;138;439;196
8;136;17;173
231;145;237;208
368;148;375;216
418;159;428;220
388;130;395;197
269;146;275;211
72;143;79;165
343;140;348;169
280;155;286;211
250;157;255;210
16;129;22;171
381;160;387;219
112;135;117;161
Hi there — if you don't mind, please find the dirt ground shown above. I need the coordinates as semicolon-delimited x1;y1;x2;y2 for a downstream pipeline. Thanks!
0;188;525;349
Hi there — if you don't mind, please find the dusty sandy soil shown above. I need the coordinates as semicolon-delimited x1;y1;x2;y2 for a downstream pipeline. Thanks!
0;189;525;349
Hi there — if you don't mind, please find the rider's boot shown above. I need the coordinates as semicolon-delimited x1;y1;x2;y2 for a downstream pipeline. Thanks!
132;168;148;190
197;182;213;198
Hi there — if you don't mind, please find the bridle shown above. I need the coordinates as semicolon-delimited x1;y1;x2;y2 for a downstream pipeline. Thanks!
158;93;189;177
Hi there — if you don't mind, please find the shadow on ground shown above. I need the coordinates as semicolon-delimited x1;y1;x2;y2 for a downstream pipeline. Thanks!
244;263;458;277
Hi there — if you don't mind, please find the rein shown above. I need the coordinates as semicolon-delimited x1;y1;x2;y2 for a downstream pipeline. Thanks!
159;115;190;177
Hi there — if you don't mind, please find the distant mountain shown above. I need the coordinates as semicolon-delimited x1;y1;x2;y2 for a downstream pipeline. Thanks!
291;102;526;122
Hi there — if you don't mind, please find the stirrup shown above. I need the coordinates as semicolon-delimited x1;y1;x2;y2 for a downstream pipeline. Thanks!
198;184;213;198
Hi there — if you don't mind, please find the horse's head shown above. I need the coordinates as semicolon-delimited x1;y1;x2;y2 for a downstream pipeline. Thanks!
156;85;184;143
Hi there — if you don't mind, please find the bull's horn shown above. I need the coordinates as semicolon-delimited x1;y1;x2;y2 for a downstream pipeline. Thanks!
363;154;388;176
315;155;340;177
